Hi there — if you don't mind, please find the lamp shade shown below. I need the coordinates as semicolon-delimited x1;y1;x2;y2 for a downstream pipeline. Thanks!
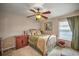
36;15;41;19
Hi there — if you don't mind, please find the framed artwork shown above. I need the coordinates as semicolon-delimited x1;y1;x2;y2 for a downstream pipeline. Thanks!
44;21;52;31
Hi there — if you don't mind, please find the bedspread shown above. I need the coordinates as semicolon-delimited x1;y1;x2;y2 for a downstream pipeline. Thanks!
29;35;56;55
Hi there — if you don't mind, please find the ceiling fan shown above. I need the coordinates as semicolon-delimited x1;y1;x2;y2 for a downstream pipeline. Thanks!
27;8;51;21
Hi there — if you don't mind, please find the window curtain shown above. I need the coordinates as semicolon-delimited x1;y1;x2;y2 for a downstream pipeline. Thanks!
67;16;79;50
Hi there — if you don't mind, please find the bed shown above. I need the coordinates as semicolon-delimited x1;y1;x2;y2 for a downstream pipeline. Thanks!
29;34;56;55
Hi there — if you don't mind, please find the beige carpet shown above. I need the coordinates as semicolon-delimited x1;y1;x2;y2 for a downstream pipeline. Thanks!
4;46;79;56
3;46;41;56
48;46;79;56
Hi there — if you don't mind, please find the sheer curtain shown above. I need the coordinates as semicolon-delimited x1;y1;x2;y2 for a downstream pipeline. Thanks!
67;16;79;50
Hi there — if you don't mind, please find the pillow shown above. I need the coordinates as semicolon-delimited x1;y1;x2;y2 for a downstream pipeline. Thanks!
59;41;65;45
31;30;37;35
36;30;41;35
30;29;41;36
56;39;65;48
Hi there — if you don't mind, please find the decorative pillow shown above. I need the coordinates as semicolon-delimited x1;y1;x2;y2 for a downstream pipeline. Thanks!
56;39;65;48
29;29;41;36
36;30;41;35
31;30;37;35
59;41;65;45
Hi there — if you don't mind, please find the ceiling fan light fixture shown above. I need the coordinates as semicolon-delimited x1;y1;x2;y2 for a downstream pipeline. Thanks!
27;8;51;21
36;15;41;20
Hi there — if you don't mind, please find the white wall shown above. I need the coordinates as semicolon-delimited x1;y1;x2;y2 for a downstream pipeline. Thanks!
0;12;40;39
0;13;3;38
1;10;78;39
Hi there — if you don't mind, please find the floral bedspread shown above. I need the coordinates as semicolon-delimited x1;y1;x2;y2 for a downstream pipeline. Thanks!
29;35;56;55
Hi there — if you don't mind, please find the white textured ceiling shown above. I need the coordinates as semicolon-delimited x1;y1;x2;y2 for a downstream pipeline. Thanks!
0;3;79;18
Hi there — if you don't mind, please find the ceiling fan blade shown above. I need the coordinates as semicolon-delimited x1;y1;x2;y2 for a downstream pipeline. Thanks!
42;15;48;19
30;9;36;13
42;11;51;14
27;15;35;18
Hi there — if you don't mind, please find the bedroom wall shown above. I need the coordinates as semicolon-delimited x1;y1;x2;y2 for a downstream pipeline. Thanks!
51;10;79;39
52;19;59;36
0;14;1;37
0;11;41;50
0;12;40;39
0;13;3;38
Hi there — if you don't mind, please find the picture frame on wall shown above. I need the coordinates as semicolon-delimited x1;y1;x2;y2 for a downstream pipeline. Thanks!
44;21;52;31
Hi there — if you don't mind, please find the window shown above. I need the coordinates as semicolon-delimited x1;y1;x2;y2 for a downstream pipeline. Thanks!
58;20;72;41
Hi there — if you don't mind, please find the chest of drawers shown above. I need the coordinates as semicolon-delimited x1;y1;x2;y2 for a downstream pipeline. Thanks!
16;35;29;49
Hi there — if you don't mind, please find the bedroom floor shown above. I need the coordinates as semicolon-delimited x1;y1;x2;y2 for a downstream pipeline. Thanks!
3;46;79;56
3;46;41;56
48;46;79;56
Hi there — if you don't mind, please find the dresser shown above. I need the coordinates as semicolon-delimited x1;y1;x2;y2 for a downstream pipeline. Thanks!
16;35;29;49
